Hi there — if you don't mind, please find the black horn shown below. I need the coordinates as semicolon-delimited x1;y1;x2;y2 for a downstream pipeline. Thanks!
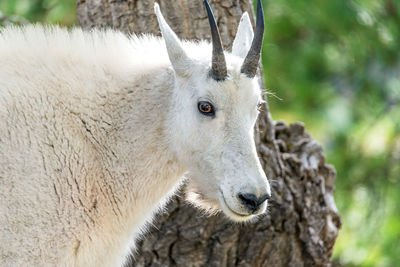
240;0;264;78
204;0;227;81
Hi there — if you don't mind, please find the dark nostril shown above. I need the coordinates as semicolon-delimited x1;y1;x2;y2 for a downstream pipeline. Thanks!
238;193;270;212
238;193;259;211
258;193;271;205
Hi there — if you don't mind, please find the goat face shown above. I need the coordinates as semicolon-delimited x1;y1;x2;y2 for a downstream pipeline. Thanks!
155;0;270;222
177;64;271;222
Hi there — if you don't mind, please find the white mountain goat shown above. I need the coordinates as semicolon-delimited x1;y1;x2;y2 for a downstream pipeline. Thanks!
0;0;270;266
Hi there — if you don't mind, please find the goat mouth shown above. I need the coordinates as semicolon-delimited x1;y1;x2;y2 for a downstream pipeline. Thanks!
219;191;253;220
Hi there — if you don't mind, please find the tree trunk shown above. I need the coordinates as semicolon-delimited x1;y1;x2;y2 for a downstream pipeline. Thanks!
77;0;341;266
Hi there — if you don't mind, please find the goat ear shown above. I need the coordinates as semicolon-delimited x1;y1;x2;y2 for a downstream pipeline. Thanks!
232;12;254;59
154;3;193;77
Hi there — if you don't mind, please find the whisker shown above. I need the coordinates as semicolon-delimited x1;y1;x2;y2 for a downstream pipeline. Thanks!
261;88;283;101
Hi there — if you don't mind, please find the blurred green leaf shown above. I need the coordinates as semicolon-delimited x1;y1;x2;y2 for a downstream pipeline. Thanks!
0;0;76;26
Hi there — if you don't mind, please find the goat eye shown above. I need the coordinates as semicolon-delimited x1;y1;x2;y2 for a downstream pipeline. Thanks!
198;101;215;116
257;103;263;111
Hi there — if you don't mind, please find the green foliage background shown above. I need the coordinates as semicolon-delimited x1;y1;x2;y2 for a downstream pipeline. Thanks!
262;1;400;266
1;0;399;266
0;0;76;26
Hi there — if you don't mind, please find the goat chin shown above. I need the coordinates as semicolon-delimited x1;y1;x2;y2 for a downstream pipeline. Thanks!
185;185;257;223
185;186;221;216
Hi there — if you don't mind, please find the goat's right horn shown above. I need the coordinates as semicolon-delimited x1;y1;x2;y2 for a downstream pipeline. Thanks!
240;0;264;78
204;0;227;81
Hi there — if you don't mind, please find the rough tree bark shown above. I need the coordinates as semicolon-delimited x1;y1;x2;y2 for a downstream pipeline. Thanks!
77;0;341;266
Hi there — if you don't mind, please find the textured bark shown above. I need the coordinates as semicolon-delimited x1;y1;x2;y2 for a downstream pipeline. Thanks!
77;0;341;266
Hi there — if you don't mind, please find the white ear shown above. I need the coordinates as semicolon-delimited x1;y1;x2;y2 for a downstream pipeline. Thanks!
154;3;193;76
232;12;254;58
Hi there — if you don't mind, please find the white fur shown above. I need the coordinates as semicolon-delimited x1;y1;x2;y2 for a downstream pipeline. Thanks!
232;12;254;58
0;6;270;267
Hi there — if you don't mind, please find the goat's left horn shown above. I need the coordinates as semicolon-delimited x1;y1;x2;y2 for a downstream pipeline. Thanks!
240;0;264;78
204;0;227;81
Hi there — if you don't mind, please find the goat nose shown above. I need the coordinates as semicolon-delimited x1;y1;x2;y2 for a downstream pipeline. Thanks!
238;193;271;212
